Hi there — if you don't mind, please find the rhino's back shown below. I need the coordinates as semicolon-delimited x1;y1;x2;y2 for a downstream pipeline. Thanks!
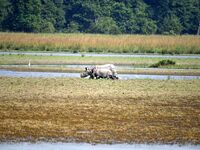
96;64;115;70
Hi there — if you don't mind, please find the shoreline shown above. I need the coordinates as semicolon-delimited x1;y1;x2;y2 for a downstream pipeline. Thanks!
0;139;199;145
1;66;200;76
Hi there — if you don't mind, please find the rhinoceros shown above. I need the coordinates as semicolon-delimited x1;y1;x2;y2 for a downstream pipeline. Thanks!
80;64;118;80
80;67;95;79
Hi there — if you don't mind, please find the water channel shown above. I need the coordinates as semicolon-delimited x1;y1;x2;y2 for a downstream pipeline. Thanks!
0;142;199;150
1;51;200;59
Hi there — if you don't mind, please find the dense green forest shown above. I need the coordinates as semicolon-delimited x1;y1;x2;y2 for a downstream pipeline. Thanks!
0;0;200;34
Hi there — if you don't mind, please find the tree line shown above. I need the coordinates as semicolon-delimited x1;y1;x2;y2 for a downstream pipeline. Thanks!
0;0;200;35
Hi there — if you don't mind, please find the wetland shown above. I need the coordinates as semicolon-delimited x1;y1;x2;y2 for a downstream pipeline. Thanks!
0;33;200;148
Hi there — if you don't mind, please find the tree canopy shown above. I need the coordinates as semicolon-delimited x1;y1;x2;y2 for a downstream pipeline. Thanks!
0;0;199;34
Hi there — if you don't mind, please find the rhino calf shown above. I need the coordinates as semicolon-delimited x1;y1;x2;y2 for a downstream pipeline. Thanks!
93;68;116;79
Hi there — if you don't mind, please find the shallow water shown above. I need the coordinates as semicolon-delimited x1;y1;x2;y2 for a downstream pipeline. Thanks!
0;69;199;80
0;64;196;71
0;69;80;78
0;142;199;150
1;52;200;59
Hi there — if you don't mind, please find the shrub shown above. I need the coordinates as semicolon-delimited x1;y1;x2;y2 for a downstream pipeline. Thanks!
150;59;176;68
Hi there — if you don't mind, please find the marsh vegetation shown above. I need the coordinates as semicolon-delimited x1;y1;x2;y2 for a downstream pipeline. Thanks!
1;52;200;76
0;32;199;145
0;54;199;69
150;59;176;68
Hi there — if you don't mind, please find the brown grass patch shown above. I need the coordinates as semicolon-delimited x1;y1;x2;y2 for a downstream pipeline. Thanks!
0;77;200;144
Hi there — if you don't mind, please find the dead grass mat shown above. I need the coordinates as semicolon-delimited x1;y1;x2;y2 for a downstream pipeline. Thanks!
0;77;200;144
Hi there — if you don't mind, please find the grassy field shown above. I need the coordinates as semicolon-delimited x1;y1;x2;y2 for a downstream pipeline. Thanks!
0;54;200;69
0;77;199;144
0;32;200;54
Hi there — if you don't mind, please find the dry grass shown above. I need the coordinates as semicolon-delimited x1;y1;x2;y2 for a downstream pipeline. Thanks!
0;32;200;54
0;77;200;144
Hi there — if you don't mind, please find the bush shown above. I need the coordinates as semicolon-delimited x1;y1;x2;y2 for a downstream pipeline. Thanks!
150;59;176;68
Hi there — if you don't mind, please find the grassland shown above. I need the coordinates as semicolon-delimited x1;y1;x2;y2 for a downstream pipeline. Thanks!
0;77;200;144
0;32;200;54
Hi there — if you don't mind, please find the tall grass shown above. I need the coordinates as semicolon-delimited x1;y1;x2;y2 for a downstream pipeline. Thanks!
0;32;200;54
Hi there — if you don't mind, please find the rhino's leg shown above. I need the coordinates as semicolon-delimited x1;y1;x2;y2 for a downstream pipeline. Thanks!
110;75;116;80
113;75;119;80
93;70;103;79
96;75;102;79
110;69;118;79
89;75;94;79
91;68;98;79
108;74;118;80
115;76;119;80
111;70;118;80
